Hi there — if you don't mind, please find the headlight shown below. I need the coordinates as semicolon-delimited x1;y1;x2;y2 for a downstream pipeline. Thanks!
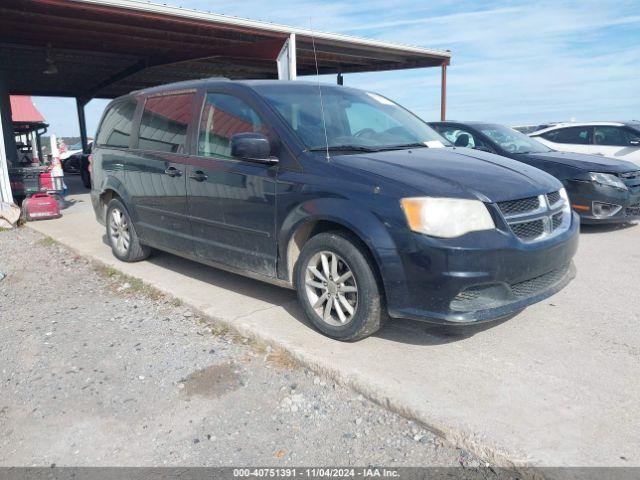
589;172;627;190
401;197;495;238
559;187;569;202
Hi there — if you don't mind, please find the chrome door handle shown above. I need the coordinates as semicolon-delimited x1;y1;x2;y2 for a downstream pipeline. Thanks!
189;170;208;182
164;167;182;177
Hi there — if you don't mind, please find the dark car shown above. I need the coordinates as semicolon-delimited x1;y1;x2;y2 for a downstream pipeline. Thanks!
429;122;640;224
62;141;93;188
91;79;579;341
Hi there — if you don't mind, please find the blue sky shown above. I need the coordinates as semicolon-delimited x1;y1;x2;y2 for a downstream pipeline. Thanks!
33;0;640;137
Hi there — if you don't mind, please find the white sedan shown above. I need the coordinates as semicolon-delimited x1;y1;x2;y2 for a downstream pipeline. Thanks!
528;121;640;166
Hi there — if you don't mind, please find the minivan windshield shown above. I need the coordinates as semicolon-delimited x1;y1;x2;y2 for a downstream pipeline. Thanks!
478;124;553;154
254;83;450;152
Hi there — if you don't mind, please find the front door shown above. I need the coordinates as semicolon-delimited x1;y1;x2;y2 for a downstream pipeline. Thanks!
126;91;196;254
187;91;278;277
592;126;640;164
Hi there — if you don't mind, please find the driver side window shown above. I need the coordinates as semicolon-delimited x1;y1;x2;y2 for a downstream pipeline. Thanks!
198;93;266;159
345;102;401;134
438;127;479;148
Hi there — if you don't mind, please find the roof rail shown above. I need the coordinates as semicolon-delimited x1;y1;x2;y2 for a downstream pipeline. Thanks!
130;77;230;95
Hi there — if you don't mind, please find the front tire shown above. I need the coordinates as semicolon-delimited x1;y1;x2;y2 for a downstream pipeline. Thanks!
106;198;150;262
295;231;385;341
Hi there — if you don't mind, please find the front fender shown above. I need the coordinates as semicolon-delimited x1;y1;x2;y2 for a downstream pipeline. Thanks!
278;197;408;310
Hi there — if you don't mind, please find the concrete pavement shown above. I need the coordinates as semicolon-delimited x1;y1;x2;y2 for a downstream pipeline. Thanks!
26;177;640;468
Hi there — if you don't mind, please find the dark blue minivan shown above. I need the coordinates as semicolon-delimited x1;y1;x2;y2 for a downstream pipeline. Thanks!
91;79;579;341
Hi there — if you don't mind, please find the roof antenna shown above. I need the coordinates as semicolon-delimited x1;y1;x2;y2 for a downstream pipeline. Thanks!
309;18;330;161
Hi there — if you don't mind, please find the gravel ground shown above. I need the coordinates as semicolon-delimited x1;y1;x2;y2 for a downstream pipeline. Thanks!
0;227;492;469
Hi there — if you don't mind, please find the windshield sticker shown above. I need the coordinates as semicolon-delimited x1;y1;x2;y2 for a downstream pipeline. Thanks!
424;140;446;148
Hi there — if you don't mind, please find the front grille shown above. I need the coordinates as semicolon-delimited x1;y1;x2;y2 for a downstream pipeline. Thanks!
620;171;640;180
547;191;561;206
510;263;570;298
626;203;640;217
497;196;540;215
451;263;572;312
511;220;545;240
620;171;640;192
497;191;568;242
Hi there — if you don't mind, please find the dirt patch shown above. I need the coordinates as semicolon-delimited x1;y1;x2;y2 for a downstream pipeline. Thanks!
180;363;243;398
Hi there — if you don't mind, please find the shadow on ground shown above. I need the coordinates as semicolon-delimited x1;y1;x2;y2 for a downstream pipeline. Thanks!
580;221;637;234
100;233;512;346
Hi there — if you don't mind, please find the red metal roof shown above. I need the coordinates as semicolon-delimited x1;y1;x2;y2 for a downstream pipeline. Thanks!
10;96;45;123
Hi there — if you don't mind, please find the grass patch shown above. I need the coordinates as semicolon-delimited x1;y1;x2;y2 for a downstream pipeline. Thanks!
265;348;299;370
169;297;183;307
38;236;57;247
100;266;119;277
122;275;165;300
209;322;231;337
95;264;164;300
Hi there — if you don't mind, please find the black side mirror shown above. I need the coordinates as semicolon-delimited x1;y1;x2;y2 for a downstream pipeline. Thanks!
230;132;277;164
629;139;640;146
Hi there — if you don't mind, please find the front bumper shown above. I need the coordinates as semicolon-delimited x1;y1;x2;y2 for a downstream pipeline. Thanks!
567;180;640;224
386;212;580;325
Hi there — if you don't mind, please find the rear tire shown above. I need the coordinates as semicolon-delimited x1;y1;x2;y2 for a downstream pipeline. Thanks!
295;231;385;341
106;198;150;262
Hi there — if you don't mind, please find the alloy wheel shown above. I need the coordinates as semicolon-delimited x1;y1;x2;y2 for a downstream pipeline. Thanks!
304;250;358;326
109;207;131;256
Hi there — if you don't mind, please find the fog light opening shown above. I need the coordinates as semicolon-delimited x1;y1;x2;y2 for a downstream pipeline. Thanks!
592;201;622;218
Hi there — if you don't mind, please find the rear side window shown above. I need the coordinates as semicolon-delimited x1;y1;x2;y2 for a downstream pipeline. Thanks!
593;126;635;146
197;93;266;159
138;92;196;153
96;99;137;148
541;127;590;145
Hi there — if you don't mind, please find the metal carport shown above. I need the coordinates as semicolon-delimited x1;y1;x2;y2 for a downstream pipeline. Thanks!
0;0;451;204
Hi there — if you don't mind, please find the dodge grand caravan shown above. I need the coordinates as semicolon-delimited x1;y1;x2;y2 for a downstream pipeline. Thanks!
91;79;579;341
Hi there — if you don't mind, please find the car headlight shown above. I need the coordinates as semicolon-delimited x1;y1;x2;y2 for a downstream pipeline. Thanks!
559;187;569;202
589;172;627;190
401;197;495;238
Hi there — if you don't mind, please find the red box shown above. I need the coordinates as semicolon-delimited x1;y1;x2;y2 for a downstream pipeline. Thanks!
22;193;61;221
39;172;54;191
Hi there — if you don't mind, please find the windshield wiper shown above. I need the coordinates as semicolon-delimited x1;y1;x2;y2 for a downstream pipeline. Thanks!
376;142;428;151
307;145;381;152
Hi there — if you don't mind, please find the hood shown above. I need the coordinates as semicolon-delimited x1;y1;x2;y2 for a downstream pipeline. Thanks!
517;151;638;174
329;146;562;203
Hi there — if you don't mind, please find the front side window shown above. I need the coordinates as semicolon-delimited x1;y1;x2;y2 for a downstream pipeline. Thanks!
542;127;590;145
254;84;449;152
96;99;137;148
198;93;266;158
432;125;482;149
593;126;635;146
478;124;551;154
138;92;195;153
